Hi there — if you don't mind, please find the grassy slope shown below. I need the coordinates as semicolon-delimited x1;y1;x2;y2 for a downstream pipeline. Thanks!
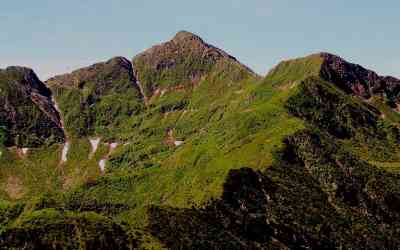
0;138;108;201
0;53;399;248
263;53;323;86
47;57;144;140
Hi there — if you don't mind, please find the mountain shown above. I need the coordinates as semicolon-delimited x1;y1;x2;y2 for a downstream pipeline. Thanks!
132;30;258;99
0;66;64;147
266;52;400;106
0;32;399;249
46;56;144;138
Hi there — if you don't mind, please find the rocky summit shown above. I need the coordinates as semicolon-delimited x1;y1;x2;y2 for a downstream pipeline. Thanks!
319;53;400;103
0;66;64;147
132;30;257;98
0;31;399;249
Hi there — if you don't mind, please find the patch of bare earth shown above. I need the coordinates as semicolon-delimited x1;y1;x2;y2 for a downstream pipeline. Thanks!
62;174;75;191
5;176;25;199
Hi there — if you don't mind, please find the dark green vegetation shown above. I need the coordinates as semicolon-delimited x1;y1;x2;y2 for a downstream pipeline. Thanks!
47;57;144;139
1;206;137;249
0;32;399;249
0;67;64;147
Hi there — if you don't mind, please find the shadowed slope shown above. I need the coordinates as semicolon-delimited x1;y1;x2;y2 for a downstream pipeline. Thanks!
0;67;64;147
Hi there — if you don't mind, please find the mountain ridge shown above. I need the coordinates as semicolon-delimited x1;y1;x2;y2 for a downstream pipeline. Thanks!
0;31;399;249
0;66;64;147
265;52;400;116
132;31;259;98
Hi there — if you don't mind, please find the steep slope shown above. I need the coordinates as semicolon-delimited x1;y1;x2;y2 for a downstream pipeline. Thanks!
264;53;400;161
0;67;64;147
148;131;400;249
47;57;144;139
266;52;400;109
132;31;258;99
145;56;400;249
320;53;400;103
0;34;399;249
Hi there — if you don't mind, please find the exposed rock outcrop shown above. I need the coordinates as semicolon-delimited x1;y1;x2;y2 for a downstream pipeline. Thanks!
319;53;400;105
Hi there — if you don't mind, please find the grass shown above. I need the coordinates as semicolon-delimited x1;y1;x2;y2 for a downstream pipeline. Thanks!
0;51;399;248
263;53;324;86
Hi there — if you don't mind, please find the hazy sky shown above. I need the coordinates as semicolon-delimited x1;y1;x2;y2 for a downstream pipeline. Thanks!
1;0;399;80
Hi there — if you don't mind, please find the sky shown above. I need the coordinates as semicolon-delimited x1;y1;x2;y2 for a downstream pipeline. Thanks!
1;0;399;80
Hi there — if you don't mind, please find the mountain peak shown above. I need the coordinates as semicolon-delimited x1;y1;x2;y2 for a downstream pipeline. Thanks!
46;56;137;89
132;31;256;97
265;52;400;106
5;65;35;75
172;30;204;43
317;53;400;100
4;66;51;98
0;67;64;146
46;57;144;137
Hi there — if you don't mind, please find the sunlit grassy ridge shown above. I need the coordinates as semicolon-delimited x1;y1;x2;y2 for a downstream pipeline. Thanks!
0;34;399;248
263;53;324;86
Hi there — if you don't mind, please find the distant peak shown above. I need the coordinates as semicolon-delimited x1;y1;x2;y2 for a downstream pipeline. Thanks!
2;66;51;97
315;52;345;61
105;56;132;69
4;66;42;85
302;52;342;61
315;52;337;57
5;66;35;76
172;30;204;43
107;56;130;64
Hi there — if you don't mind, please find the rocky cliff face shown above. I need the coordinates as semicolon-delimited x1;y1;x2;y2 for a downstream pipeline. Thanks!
132;31;257;98
319;53;400;106
0;66;64;147
46;57;144;137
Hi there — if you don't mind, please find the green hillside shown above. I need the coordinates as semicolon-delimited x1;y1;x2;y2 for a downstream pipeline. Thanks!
47;57;144;139
0;32;399;249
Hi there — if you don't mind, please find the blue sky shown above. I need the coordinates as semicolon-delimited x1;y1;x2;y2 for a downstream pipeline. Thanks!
1;0;399;79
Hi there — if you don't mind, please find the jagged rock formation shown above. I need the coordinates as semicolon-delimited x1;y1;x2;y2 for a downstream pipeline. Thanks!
46;57;144;137
132;31;257;98
266;52;400;109
319;53;400;105
0;66;64;147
